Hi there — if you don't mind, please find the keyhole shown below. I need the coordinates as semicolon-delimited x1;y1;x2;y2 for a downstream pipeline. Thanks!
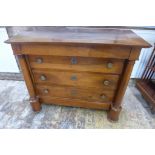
70;75;77;81
71;57;77;64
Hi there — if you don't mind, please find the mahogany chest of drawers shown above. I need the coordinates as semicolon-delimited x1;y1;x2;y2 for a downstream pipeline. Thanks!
6;28;151;121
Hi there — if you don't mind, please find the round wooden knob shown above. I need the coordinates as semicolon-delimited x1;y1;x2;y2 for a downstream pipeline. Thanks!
43;89;49;94
40;75;46;81
107;62;113;69
101;94;106;100
36;58;43;64
103;80;110;86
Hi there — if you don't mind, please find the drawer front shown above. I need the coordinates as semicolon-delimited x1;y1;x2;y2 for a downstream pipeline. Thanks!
39;96;111;110
36;85;115;102
32;70;119;90
22;44;131;59
28;55;124;74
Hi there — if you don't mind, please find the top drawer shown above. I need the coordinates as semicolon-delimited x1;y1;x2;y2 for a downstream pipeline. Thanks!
22;44;131;59
28;55;124;74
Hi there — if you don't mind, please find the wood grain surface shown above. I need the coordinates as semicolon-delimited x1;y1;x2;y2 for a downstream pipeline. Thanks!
28;55;124;74
5;28;151;47
32;69;120;90
21;44;131;59
39;96;111;110
36;84;115;102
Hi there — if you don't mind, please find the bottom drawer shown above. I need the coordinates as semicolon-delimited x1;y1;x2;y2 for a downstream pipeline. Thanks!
39;96;111;110
36;85;115;102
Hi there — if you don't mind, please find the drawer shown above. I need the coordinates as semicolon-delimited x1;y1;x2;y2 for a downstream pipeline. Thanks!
22;44;131;59
32;70;120;90
28;55;124;74
39;96;111;110
36;85;115;102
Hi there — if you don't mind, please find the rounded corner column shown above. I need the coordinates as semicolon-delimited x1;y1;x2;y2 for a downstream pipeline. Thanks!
107;60;136;122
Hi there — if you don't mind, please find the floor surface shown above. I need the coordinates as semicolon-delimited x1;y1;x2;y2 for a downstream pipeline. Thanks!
0;80;155;129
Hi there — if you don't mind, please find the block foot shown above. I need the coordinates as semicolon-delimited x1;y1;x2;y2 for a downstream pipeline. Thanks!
107;104;122;122
30;96;41;112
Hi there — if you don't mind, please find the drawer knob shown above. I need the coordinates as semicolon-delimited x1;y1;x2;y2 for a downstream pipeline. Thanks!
103;80;110;86
101;94;106;100
36;58;43;64
43;89;49;94
107;62;113;69
40;75;47;81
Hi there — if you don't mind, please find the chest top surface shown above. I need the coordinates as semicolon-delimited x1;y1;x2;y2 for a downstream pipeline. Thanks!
5;28;151;48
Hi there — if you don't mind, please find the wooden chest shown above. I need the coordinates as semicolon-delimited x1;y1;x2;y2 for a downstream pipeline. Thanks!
6;28;151;121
